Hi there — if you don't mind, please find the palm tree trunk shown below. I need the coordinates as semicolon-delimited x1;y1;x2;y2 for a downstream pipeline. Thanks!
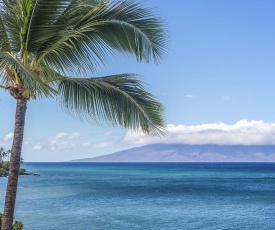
1;99;27;230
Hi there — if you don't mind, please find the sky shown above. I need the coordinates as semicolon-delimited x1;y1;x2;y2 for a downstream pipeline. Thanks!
2;0;275;161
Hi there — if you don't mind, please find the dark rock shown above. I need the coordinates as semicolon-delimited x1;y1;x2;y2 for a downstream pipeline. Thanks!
20;172;40;176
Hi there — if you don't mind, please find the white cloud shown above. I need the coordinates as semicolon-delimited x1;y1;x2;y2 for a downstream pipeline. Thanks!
55;132;80;139
49;140;76;150
4;133;13;141
94;142;113;148
123;120;275;146
30;131;115;151
31;132;81;151
82;142;92;148
33;144;42;150
81;142;113;148
184;94;194;99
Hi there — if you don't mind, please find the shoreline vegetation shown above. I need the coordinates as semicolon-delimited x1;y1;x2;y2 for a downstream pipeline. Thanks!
0;161;40;178
0;161;24;177
0;148;39;177
0;213;23;230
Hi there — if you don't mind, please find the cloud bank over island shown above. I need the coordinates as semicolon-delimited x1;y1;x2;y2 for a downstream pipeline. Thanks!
3;119;275;162
123;120;275;146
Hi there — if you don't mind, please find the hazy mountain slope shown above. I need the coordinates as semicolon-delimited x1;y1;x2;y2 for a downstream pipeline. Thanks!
71;144;275;162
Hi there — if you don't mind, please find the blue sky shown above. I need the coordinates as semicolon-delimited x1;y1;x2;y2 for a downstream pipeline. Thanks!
2;0;275;161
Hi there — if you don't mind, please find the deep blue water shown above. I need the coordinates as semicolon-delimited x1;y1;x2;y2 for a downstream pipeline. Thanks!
1;163;275;230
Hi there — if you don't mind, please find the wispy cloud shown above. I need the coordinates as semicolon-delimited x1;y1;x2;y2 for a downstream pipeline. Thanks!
49;141;75;150
55;132;80;139
4;133;13;141
81;142;114;148
32;131;115;151
32;132;80;151
123;120;275;146
94;142;113;148
33;144;42;150
184;94;194;99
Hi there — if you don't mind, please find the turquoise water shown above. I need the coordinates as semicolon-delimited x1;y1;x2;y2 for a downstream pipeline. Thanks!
0;163;275;229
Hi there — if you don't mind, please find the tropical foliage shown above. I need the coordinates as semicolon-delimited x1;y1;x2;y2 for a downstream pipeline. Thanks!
0;148;10;162
0;214;23;230
0;0;167;228
0;0;166;134
0;148;26;177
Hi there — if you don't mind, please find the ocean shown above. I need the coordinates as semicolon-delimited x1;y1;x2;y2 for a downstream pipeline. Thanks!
0;163;275;230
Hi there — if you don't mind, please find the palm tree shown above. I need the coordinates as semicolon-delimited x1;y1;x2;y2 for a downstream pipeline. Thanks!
0;0;167;228
0;148;9;162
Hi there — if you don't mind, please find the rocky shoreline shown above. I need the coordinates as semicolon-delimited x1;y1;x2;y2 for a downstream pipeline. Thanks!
0;172;40;178
20;172;40;176
0;162;40;177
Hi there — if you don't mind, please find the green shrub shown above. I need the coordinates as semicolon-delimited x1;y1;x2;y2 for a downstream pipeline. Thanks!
0;168;5;177
12;221;24;230
0;213;23;230
0;162;26;177
19;168;26;174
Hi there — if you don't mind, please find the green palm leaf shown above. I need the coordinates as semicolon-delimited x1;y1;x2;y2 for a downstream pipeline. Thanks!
0;13;11;52
57;74;164;135
0;0;167;133
20;0;166;75
0;51;56;97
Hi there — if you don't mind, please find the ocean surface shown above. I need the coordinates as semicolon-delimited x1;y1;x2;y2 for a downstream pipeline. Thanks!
0;163;275;230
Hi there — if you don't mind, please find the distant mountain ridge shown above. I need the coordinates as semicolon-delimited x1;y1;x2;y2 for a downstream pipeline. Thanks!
71;144;275;162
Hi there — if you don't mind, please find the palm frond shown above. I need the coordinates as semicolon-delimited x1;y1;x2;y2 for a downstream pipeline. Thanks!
0;0;166;135
28;0;167;75
0;51;57;97
86;0;167;63
57;74;164;135
0;70;9;86
0;13;11;52
1;0;23;52
24;0;72;53
1;0;167;76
